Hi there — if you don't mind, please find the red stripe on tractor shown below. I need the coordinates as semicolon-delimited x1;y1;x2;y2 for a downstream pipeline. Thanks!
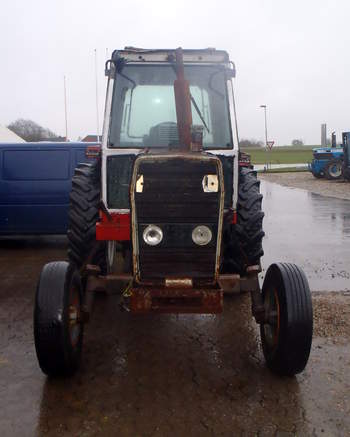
232;211;237;224
96;211;130;241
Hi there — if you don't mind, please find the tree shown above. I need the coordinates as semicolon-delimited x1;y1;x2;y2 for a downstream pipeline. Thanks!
239;138;264;148
7;119;63;142
291;139;304;146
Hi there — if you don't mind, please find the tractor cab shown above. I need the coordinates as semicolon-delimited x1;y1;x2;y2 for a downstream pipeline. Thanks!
107;49;234;151
342;132;350;180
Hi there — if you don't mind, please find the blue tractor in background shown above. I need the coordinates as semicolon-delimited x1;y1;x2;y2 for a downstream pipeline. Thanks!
309;132;345;180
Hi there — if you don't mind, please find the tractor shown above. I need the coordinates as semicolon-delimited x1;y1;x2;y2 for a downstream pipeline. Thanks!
309;132;344;180
309;146;344;179
34;48;313;377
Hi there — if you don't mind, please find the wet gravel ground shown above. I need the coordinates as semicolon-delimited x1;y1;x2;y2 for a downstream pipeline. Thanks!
260;179;350;292
259;172;350;201
0;236;349;436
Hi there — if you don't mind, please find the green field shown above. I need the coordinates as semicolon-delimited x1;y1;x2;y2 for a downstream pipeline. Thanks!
244;146;315;165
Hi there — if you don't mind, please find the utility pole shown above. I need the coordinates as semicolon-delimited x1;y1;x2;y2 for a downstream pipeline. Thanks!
260;104;268;169
63;75;68;141
94;49;100;141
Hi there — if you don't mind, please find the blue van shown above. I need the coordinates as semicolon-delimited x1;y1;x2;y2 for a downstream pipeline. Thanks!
0;142;95;235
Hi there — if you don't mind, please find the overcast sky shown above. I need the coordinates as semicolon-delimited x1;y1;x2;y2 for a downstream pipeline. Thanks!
1;0;350;145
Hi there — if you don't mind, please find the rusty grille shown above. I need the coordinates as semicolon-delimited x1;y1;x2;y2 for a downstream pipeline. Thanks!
133;156;223;281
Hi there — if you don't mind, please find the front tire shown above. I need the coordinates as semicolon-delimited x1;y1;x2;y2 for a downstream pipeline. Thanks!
34;262;84;376
311;170;322;179
260;263;313;376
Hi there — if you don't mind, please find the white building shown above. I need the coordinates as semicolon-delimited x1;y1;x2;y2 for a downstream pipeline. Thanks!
0;125;25;142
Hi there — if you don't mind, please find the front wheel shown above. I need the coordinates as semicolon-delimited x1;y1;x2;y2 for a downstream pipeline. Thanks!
311;170;322;179
260;263;313;376
34;262;84;376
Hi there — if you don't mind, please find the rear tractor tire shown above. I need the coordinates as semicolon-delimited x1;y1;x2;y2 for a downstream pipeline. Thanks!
34;262;84;376
325;159;343;180
342;162;350;181
67;162;107;273
260;263;313;376
222;167;264;275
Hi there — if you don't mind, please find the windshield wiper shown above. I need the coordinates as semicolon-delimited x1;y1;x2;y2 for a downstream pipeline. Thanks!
190;94;210;133
169;61;210;133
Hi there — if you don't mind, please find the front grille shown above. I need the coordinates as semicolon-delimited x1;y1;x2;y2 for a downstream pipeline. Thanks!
132;155;223;281
313;152;335;160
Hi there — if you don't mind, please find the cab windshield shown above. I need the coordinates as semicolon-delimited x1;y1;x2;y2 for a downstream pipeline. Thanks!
108;64;232;149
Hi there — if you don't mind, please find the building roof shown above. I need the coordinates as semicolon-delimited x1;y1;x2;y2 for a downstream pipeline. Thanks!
0;125;25;143
82;135;102;142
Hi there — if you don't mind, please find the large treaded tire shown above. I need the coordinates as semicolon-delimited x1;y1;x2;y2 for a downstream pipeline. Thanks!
222;167;264;275
34;262;84;376
67;162;106;272
342;162;350;181
324;159;343;180
260;262;313;376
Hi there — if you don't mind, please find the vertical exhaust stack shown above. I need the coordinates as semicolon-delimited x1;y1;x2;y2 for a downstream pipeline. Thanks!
331;131;336;148
173;48;193;151
321;123;327;147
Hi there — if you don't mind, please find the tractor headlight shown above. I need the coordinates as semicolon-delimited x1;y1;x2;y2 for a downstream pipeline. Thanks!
192;225;212;246
143;225;163;246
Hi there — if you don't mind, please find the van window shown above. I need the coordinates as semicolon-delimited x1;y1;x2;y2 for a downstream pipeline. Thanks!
2;150;70;180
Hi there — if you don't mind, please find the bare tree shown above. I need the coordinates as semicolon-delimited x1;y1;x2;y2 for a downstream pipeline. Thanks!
291;139;304;146
7;119;64;142
239;138;264;148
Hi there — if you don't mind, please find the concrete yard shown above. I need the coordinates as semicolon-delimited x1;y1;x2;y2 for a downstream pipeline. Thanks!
259;171;350;201
0;179;350;436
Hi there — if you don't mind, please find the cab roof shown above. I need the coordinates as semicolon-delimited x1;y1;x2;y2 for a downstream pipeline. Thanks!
112;47;231;64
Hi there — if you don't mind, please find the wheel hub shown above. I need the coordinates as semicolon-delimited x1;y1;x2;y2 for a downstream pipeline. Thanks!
330;163;342;178
263;287;280;350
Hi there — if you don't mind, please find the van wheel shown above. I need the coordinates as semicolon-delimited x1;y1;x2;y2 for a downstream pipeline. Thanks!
67;162;106;273
260;263;313;376
34;262;84;376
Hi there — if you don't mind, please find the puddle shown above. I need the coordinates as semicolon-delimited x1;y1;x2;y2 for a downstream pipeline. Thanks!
261;180;350;291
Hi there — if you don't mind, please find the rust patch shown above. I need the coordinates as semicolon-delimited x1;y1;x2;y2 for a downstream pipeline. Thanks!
130;287;223;314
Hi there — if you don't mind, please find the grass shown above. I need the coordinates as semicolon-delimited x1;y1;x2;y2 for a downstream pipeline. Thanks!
243;146;315;165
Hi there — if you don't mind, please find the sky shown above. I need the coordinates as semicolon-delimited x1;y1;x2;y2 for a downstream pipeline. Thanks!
1;0;350;145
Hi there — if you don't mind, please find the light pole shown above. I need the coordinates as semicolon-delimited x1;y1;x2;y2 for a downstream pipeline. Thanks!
94;49;100;141
260;104;268;169
63;75;68;141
